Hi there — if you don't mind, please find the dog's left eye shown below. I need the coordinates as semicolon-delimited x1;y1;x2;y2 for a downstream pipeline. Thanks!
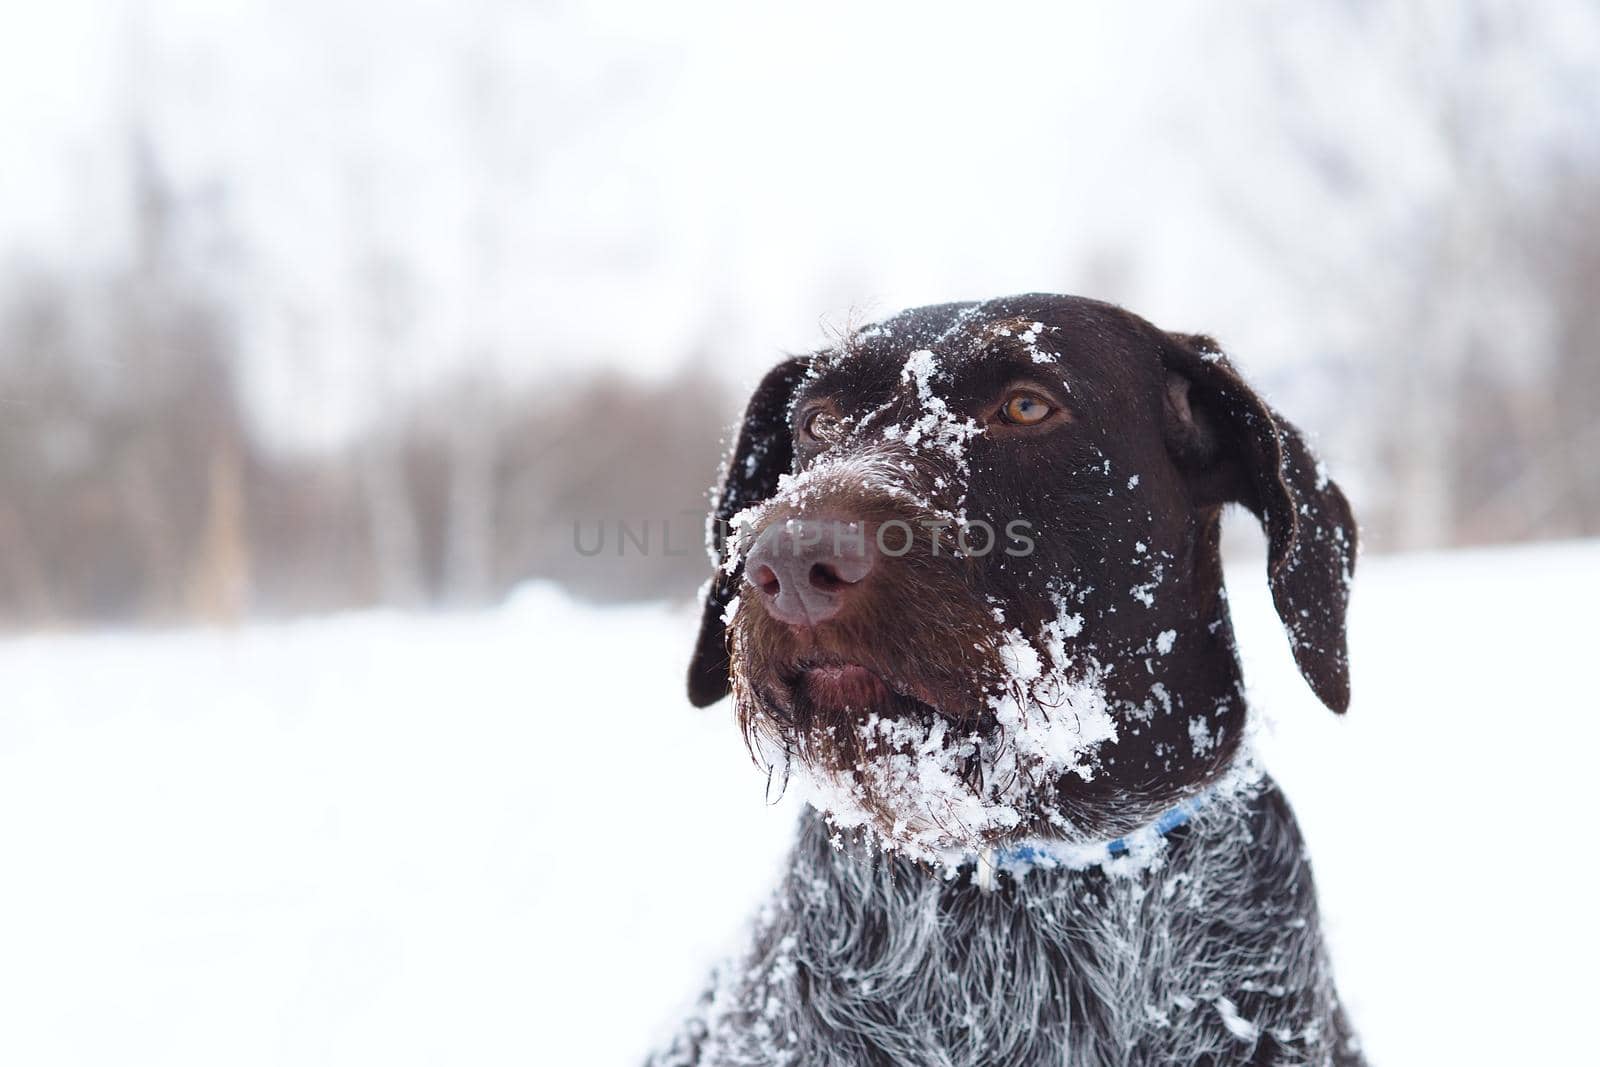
999;393;1055;426
802;408;845;443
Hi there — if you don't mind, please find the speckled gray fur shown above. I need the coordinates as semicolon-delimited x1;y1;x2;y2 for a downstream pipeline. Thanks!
648;776;1363;1067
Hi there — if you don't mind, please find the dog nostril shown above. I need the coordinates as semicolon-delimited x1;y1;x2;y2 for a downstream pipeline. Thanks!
809;562;847;592
752;564;782;597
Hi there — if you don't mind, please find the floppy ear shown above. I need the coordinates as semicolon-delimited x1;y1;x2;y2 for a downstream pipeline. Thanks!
686;357;809;707
1162;333;1359;713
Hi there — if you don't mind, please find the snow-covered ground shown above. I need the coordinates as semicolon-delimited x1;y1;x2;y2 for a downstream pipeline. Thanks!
1;539;1595;1065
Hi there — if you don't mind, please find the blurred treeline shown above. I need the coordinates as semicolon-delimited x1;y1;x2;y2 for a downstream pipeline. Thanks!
2;3;1598;627
0;141;732;627
3;135;1599;626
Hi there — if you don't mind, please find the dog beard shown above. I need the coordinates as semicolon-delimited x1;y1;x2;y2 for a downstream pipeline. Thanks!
731;622;1119;865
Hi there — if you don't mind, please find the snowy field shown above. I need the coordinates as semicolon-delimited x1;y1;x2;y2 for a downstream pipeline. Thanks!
2;539;1596;1065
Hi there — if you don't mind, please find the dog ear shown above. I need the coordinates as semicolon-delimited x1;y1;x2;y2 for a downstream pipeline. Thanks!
686;356;809;707
1162;333;1359;713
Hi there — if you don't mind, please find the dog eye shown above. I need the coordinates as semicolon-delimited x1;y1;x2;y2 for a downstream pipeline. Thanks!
999;393;1055;426
802;408;844;443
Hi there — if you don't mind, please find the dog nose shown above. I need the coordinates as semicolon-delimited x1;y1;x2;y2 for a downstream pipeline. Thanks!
744;518;877;627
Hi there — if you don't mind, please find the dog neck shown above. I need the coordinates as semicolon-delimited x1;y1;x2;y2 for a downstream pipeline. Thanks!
651;774;1360;1067
1068;508;1252;803
967;792;1207;891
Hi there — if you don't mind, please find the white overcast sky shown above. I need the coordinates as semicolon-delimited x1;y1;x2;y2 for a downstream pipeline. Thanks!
2;1;1595;446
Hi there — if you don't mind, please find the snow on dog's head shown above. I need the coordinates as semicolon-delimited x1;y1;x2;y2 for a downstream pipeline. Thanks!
687;296;1359;867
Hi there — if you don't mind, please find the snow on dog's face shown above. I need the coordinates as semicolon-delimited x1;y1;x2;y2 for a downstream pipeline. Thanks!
687;296;1358;865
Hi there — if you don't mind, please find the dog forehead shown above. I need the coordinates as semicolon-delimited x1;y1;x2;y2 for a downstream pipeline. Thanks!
802;296;1156;407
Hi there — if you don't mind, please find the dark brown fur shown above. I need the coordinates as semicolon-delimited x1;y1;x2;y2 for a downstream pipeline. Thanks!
664;294;1363;1066
691;295;1355;847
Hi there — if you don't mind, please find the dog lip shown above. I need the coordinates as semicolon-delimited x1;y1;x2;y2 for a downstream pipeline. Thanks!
791;659;949;716
801;662;877;684
793;658;896;691
796;661;891;702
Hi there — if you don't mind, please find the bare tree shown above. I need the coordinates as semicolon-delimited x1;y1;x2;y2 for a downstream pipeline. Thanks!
1205;0;1600;549
350;237;426;608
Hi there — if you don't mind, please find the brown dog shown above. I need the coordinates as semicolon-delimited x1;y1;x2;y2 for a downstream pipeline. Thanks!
660;295;1362;1066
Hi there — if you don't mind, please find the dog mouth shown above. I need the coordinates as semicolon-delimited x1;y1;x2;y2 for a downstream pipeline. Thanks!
796;661;890;709
753;654;986;766
790;660;945;718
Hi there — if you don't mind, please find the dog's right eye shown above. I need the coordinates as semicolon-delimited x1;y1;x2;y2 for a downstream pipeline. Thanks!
994;390;1061;428
801;408;844;443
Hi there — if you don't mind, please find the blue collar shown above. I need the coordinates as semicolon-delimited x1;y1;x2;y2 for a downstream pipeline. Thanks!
970;796;1203;890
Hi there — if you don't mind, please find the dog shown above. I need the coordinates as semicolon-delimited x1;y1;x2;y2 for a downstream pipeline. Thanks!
652;295;1363;1066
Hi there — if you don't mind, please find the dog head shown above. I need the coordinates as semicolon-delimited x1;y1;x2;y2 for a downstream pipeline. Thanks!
687;295;1356;861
